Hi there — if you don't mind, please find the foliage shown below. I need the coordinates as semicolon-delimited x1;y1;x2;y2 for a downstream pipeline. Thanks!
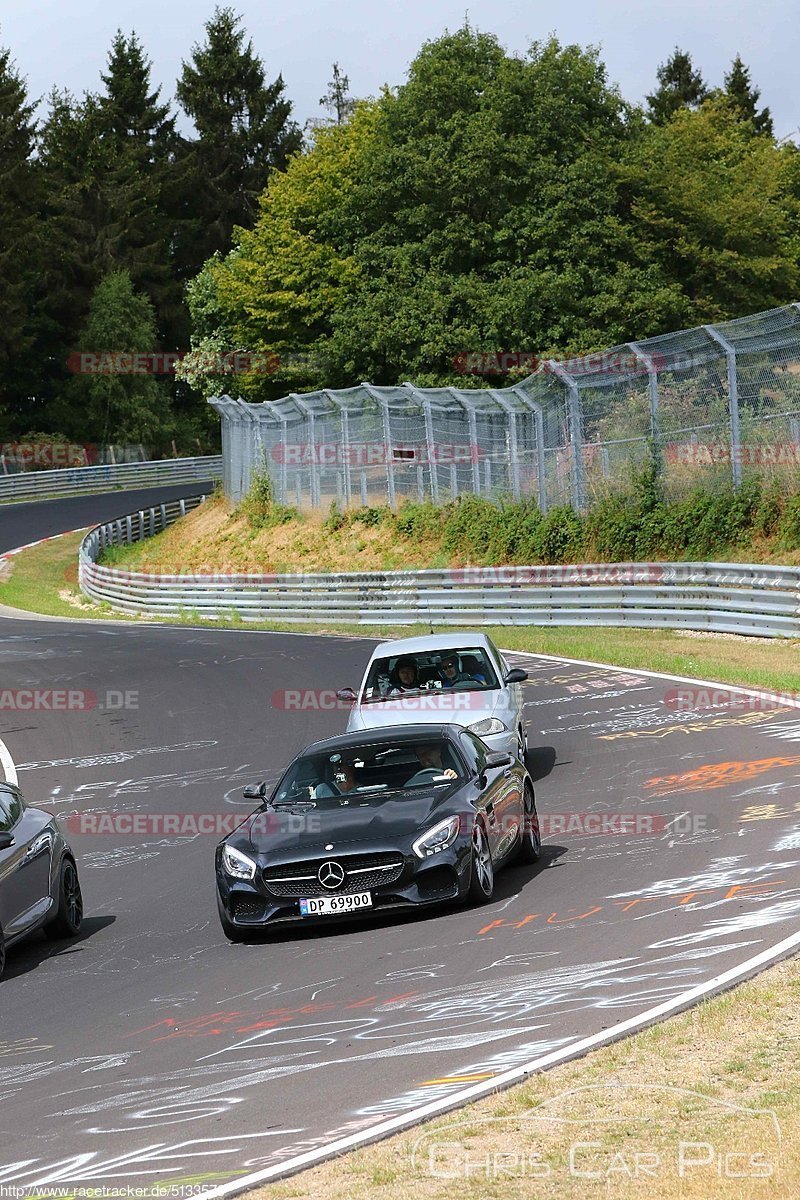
646;48;709;124
52;271;172;445
240;469;297;529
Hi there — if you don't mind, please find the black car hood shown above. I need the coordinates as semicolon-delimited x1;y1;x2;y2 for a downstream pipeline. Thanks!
242;789;457;857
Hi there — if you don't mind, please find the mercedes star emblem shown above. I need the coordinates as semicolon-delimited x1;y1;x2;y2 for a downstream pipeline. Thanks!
318;860;345;890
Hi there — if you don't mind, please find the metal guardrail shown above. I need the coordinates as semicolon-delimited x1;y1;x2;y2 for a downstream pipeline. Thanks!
78;497;800;638
0;456;222;503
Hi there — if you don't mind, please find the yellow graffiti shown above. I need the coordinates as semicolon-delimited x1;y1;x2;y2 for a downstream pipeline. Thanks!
601;710;775;741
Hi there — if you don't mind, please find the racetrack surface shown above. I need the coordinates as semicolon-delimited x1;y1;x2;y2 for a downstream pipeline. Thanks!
1;492;800;1192
0;481;214;556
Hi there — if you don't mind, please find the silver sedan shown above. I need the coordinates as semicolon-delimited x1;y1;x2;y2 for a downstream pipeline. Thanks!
338;632;529;760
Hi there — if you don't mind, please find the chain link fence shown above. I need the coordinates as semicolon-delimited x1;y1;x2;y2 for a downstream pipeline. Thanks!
209;302;800;511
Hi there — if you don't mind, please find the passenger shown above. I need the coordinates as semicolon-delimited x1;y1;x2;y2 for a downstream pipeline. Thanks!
313;758;358;798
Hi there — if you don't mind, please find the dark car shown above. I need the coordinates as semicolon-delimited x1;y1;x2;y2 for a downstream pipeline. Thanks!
215;723;540;939
0;781;83;978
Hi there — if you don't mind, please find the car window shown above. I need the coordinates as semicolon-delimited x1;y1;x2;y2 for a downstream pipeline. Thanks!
272;738;465;804
0;787;23;833
361;647;499;700
460;730;489;774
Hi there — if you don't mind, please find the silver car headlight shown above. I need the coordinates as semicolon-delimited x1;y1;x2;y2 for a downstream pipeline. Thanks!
222;844;257;880
412;815;461;859
468;717;506;736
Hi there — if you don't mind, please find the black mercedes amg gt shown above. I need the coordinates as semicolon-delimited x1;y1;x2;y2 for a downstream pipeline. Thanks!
215;722;540;939
0;781;83;979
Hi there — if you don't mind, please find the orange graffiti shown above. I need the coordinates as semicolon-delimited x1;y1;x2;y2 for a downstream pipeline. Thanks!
644;756;800;797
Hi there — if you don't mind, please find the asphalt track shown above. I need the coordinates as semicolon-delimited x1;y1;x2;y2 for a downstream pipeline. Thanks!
1;489;800;1193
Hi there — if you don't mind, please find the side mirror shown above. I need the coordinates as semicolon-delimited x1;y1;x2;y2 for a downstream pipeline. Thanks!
242;782;267;801
0;831;14;851
337;687;357;703
503;668;528;685
485;751;513;770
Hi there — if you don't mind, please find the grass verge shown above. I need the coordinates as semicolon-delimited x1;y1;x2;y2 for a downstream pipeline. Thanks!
255;954;800;1200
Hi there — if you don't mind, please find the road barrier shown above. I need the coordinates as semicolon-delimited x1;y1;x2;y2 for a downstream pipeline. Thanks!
77;497;800;637
0;456;222;503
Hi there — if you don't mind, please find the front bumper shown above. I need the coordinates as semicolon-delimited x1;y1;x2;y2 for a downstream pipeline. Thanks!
216;842;473;929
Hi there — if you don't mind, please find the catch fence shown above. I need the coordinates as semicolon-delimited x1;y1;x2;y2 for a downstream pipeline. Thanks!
209;303;800;511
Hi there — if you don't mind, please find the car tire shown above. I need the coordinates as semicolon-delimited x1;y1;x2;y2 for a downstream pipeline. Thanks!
217;895;251;943
468;821;495;903
516;784;541;864
43;857;83;940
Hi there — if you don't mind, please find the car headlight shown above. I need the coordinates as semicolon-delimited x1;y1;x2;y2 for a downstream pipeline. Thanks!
222;844;257;880
468;717;506;736
412;815;461;859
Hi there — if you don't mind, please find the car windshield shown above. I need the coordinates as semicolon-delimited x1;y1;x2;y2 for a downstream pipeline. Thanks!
272;738;464;805
361;647;498;702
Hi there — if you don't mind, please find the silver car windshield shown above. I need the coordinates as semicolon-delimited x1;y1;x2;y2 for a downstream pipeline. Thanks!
272;739;464;804
362;647;498;702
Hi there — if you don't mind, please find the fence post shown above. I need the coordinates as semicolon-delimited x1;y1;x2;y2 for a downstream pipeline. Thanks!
361;382;397;510
325;391;352;507
703;324;741;488
290;394;320;508
450;389;482;495
511;385;548;514
628;342;660;452
402;383;439;503
489;390;521;501
547;361;585;511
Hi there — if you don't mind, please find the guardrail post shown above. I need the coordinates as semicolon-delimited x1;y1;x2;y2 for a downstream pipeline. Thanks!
704;324;742;488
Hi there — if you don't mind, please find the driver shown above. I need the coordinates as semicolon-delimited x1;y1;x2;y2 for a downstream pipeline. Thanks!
389;656;420;693
406;743;458;785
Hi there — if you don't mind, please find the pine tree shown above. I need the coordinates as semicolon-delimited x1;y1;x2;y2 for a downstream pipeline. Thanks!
647;48;709;124
319;63;355;125
53;270;172;446
0;41;41;430
175;6;302;275
724;55;773;136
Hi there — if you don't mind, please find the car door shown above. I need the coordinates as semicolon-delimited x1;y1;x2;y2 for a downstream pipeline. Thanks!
459;731;514;860
0;787;53;938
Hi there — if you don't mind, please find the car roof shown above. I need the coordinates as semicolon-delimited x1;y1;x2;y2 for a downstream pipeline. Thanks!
371;631;493;657
299;723;464;757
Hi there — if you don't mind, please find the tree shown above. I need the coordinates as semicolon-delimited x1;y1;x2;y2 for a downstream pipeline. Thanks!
0;41;42;430
624;99;800;321
647;48;709;124
53;271;173;446
175;6;302;275
723;55;773;136
193;30;686;396
319;63;355;125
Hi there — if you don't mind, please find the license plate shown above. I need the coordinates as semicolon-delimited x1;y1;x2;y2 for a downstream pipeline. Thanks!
299;892;372;916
